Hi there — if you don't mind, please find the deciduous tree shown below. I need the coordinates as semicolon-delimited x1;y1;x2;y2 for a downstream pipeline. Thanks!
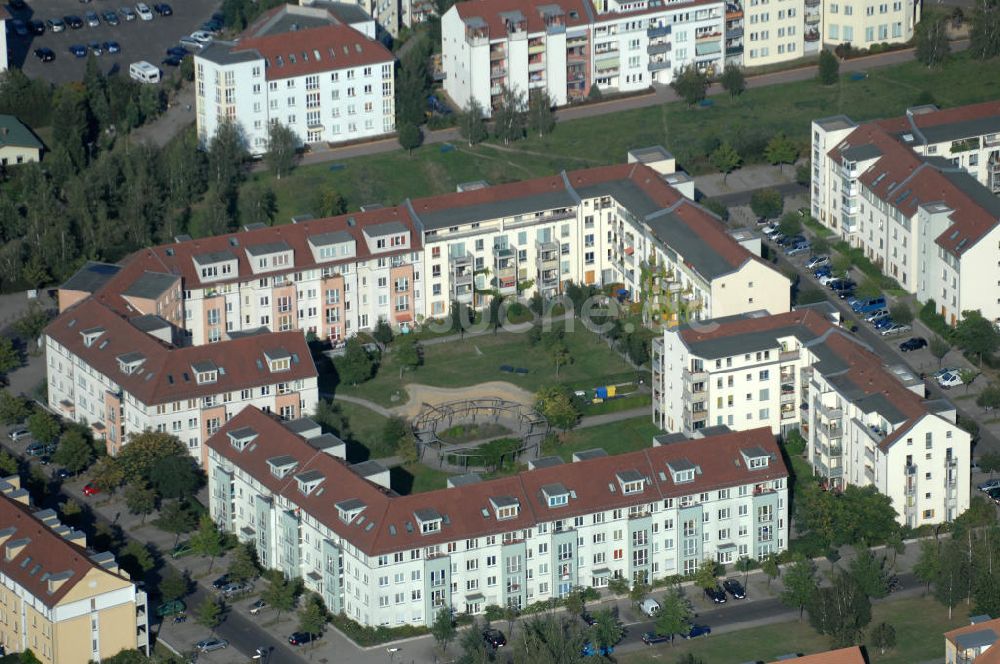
750;188;784;220
297;593;328;643
0;336;20;374
720;65;746;97
526;89;556;138
27;410;59;444
593;608;623;650
196;597;224;631
150;454;201;500
118;540;155;578
53;427;95;474
848;546;890;599
159;571;190;602
955;310;1000;365
493;85;526;145
670;65;709;106
654;587;693;645
0;449;18;476
765;133;799;172
818;49;840;85
930;335;951;367
431;606;457;653
337;338;376;386
870;622;897;655
915;14;951;66
535;385;580;431
889;303;913;326
117;431;187;480
190;515;225;572
265;120;299;179
262;572;299;620
90;456;125;492
780;555;817;619
398;122;423;155
458;98;487;146
761;553;780;587
227;542;261;585
0;390;29;425
124;481;157;523
969;0;1000;59
807;570;871;647
710;142;741;183
394;335;421;378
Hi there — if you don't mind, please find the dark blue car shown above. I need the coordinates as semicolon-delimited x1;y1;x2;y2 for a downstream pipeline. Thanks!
683;624;711;639
69;44;88;57
582;643;614;656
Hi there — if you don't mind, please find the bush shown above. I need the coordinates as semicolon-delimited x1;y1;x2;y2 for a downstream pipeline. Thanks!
831;241;901;290
329;612;429;646
783;429;807;456
919;299;953;339
701;198;730;221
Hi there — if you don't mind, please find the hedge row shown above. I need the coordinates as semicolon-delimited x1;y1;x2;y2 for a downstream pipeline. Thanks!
329;612;429;647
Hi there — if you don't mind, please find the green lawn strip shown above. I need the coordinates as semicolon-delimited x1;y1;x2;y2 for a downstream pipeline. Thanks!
581;392;652;416
544;416;661;461
335;400;391;457
619;597;968;664
439;422;513;444
253;53;1000;221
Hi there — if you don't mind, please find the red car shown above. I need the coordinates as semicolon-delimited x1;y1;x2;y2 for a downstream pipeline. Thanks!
82;483;100;496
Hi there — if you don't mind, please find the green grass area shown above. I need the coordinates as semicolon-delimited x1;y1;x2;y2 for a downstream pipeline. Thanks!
620;596;969;664
336;325;641;407
335;400;391;459
543;416;661;461
581;391;652;416
439;422;512;444
248;52;1000;221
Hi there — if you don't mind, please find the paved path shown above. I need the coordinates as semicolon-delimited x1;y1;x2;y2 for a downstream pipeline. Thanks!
286;41;970;169
131;85;196;148
577;407;650;429
326;391;394;417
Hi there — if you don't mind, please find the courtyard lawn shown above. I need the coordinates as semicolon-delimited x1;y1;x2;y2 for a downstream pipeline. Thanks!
619;596;969;664
334;400;391;460
543;416;662;461
246;52;1000;221
335;325;643;407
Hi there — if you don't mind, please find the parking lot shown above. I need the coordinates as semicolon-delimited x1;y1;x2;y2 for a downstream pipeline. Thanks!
6;0;221;84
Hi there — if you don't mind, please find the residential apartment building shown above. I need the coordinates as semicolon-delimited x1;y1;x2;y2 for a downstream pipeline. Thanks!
195;3;395;156
207;406;789;627
0;475;149;663
44;296;318;464
945;615;1000;664
823;0;919;49
652;307;970;527
811;101;1000;326
441;0;726;113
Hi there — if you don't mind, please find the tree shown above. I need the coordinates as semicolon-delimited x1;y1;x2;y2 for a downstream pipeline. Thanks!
0;336;20;374
372;319;394;350
818;49;840;85
124;481;157;523
979;451;1000;474
654;588;694;645
535;385;580;431
806;570;871;647
855;278;882;300
976;384;1000;411
118;540;155;578
240;183;278;227
190;515;225;572
870;622;897;655
155;499;198;541
720;65;746;97
381;416;409;453
227;542;261;585
780;556;817;620
90;457;125;493
196;597;224;631
515;614;588;663
761;553;780;587
265;120;299;179
832;254;853;279
607;575;630;596
693;559;719;593
526;89;556;138
431;606;457;653
398;122;423;155
959;368;981;393
159;571;190;602
750;188;784;220
394;334;421;378
848;546;890;599
458;98;488;146
889;303;913;326
778;211;803;237
0;390;29;425
670;65;710;106
913;540;942;591
886;530;906;566
954;310;1000;365
262;572;299;620
932;539;970;618
710;142;741;183
764;134;799;172
457;618;491;664
315;188;348;217
117;431;187;480
297;593;328;643
395;43;430;126
930;335;951;367
53;428;95;474
0;449;18;476
59;498;83;525
564;587;587;616
969;0;1000;60
593;608;624;650
915;14;951;66
27;410;59;444
337;338;376;385
313;400;351;439
629;572;652;607
549;338;572;376
207;119;247;226
493;85;526;145
149;454;200;500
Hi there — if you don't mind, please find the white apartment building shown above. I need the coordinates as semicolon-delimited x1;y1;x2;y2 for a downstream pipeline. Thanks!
811;101;1000;326
441;0;725;114
195;4;395;156
823;0;919;49
741;0;818;67
652;307;970;527
44;296;319;465
207;406;789;627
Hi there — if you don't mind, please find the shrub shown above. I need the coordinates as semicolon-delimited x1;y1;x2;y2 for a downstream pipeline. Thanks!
329;613;429;646
919;299;953;339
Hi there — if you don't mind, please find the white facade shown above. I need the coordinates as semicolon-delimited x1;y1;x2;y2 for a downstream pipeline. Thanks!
811;103;1000;326
822;0;919;48
652;308;971;527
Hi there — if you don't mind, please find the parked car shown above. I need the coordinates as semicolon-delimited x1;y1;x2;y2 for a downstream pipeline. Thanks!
865;309;890;324
104;41;121;53
26;442;46;456
85;10;99;26
120;6;136;20
899;337;928;352
287;632;314;646
852;296;887;314
873;316;896;330
482;629;507;649
29;19;45;34
641;631;673;645
806;255;830;269
11;19;28;36
683;624;712;639
639;598;660;617
987;487;1000;505
162;55;182;66
46;18;66;31
103;10;119;24
880;323;911;336
762;224;780;237
88;41;103;55
937;371;964;389
211;574;230;590
8;426;29;441
704;586;727;604
580;612;597;627
153;2;172;14
786;242;811;257
189;30;213;43
178;36;203;50
814;266;833;280
82;483;101;496
977;478;1000;493
934;367;959;379
55;468;72;479
249;599;268;615
195;638;228;653
155;599;185;617
582;642;613;657
135;2;154;20
723;578;746;599
220;582;247;595
65;15;84;28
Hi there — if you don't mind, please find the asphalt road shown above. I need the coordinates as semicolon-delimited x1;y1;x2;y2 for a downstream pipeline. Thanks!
7;0;220;84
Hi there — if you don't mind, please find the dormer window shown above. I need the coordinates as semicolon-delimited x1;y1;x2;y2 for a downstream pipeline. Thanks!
740;447;771;470
616;470;645;495
541;483;570;508
80;327;105;348
192;360;219;384
414;508;443;534
264;348;292;372
116;352;146;375
489;496;520;520
336;498;366;523
266;455;298;478
198;371;217;384
227;426;258;450
294;470;324;496
667;459;697;484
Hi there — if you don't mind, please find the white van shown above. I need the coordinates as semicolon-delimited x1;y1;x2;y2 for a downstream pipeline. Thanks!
129;61;161;84
640;598;661;617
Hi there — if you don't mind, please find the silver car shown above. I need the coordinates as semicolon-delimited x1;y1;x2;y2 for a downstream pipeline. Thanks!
195;638;228;652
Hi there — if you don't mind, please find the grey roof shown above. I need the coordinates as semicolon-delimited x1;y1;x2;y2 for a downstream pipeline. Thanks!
528;456;564;469
245;241;292;257
252;8;335;35
264;347;292;361
227;326;272;339
667;458;696;472
924;398;956;415
192;250;237;265
308;230;354;247
645;208;742;280
936;167;1000;219
295;469;325;483
628;145;673;163
684;326;791;359
573;448;608;461
61;261;121;294
243;223;268;231
415;189;577;230
489;495;520;508
541;482;569;497
741;446;771;459
304;0;372;24
191;360;217;373
307;433;346;450
856;392;909;424
918;114;1000;145
117;351;146;364
815;115;856;131
577;178;664;219
364;221;409;237
447;473;483;487
841;143;883;161
196;40;260;66
129;315;172;333
228;426;258;440
653;432;689;446
336;498;366;512
414;507;443;522
698;425;732;437
954;628;998;650
616;469;644;483
350;460;388;477
122;271;177;300
267;454;298;468
282;418;321;435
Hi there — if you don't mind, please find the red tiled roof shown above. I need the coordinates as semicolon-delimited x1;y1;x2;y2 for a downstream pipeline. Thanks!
233;22;393;81
44;298;316;405
875;100;1000;134
454;0;591;38
0;488;126;607
208;407;787;556
767;646;867;664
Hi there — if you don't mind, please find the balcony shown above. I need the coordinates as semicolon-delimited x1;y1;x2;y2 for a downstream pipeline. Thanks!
648;42;671;55
815;401;843;420
450;254;474;286
489;47;506;61
696;30;722;41
727;26;744;38
864;466;875;482
648;25;671;38
491;67;507;79
804;0;820;6
726;45;744;57
779;348;800;362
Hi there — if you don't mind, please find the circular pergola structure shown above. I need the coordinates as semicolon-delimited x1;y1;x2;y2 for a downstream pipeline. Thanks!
412;398;549;473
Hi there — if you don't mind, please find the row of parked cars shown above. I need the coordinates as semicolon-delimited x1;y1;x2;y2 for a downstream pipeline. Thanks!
978;477;1000;505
